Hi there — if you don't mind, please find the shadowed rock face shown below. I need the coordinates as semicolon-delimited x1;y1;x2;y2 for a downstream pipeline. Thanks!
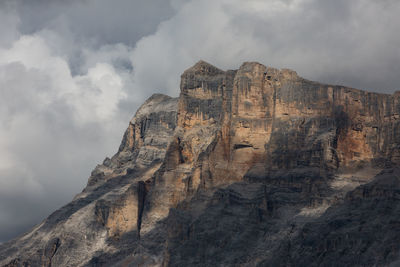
2;61;400;267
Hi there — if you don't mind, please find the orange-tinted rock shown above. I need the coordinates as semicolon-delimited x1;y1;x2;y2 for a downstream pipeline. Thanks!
3;61;400;267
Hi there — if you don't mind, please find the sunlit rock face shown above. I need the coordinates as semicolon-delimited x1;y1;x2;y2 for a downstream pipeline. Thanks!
2;61;400;267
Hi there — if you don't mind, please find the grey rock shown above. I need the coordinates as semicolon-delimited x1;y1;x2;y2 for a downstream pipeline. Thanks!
2;61;400;267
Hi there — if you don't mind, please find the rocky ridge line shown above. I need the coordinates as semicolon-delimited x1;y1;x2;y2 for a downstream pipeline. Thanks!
1;61;400;266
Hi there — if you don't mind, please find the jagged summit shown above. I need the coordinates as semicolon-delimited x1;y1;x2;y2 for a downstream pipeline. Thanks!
1;61;400;267
183;59;225;75
133;93;177;123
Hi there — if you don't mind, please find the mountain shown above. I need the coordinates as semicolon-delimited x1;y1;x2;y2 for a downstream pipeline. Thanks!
1;61;400;266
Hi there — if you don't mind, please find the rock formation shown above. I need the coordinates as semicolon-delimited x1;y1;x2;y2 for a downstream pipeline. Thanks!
1;61;400;266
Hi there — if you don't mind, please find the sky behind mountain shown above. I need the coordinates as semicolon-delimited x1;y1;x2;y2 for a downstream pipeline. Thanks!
0;0;399;242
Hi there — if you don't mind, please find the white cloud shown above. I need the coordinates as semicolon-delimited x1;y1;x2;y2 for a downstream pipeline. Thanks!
0;12;134;241
0;0;176;243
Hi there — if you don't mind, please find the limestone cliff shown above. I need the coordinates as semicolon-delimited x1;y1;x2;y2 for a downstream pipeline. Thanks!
1;61;400;267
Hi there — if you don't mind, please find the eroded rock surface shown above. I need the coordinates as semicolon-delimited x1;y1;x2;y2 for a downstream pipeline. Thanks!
1;61;400;267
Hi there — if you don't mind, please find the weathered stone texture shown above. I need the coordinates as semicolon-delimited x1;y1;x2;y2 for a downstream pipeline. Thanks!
2;61;400;267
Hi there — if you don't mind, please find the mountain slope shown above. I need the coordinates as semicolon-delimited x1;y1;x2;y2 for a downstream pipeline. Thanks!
1;61;400;266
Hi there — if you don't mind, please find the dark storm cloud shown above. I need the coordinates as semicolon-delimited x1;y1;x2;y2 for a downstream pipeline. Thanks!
7;0;174;45
130;0;400;95
1;0;400;243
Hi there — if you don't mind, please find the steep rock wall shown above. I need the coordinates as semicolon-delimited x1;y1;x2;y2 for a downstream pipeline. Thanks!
2;61;400;267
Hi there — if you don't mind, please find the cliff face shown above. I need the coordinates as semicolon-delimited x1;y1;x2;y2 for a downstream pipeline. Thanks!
1;61;400;267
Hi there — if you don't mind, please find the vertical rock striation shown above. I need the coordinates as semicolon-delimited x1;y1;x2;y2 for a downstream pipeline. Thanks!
1;61;400;266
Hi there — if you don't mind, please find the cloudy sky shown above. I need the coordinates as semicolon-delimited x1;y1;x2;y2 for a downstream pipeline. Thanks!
0;0;399;242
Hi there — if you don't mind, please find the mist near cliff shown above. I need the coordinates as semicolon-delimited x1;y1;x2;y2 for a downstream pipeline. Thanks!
0;0;399;242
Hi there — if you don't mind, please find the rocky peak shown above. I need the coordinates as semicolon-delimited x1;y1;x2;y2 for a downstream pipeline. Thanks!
182;60;224;76
2;61;400;267
88;93;178;187
132;93;176;123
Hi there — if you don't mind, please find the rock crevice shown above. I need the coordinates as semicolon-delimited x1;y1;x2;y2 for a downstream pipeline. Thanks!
2;61;400;267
